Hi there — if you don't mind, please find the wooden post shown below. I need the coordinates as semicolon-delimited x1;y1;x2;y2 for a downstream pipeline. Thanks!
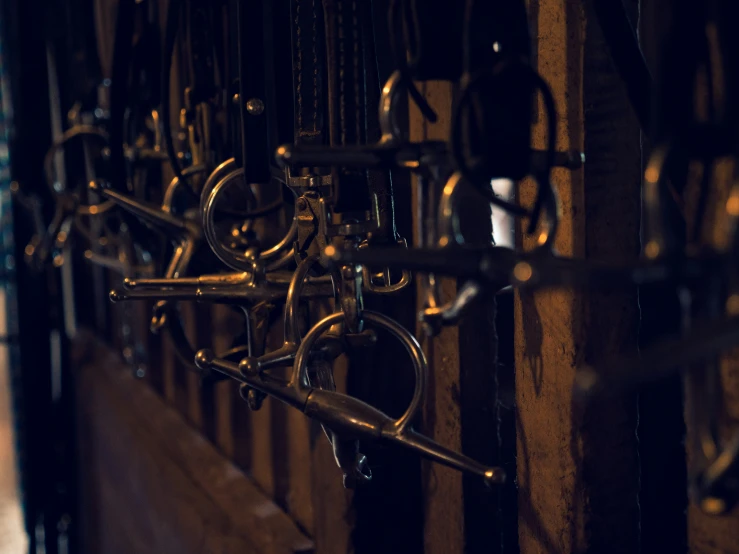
638;1;739;550
687;349;739;553
409;81;465;554
211;304;236;457
75;335;314;554
182;301;204;429
637;2;689;551
685;150;739;554
309;345;354;554
515;1;641;552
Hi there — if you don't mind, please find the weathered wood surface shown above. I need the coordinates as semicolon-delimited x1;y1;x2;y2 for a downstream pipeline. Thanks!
636;2;689;552
409;81;464;554
74;334;314;554
305;300;354;554
685;159;739;554
637;1;739;551
515;1;641;552
688;350;739;554
211;304;237;457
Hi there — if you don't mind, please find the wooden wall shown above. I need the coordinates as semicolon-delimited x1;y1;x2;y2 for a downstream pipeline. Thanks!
72;1;739;553
514;0;641;552
75;334;313;554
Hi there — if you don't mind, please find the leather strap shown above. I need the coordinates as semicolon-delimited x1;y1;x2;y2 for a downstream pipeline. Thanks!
235;0;271;184
322;0;372;213
361;0;396;242
400;0;464;81
590;0;652;134
457;0;535;182
187;0;218;105
108;0;136;193
291;0;328;147
130;3;162;113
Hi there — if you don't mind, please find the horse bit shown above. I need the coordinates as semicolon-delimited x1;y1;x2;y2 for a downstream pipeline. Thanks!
15;0;739;511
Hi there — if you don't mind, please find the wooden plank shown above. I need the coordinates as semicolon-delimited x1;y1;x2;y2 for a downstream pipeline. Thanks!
580;4;642;551
248;314;280;499
685;159;739;554
408;80;464;554
636;2;689;551
162;328;178;404
181;301;204;428
347;146;424;553
637;2;739;550
309;421;354;554
282;329;313;532
211;303;236;457
687;350;739;554
159;9;184;409
514;1;641;552
345;292;424;554
281;401;312;529
457;189;502;552
280;297;353;552
74;333;314;554
308;299;353;553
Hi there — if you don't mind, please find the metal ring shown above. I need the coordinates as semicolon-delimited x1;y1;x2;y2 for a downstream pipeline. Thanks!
283;254;326;344
44;125;110;196
292;310;426;434
437;171;465;247
378;70;404;145
162;164;208;213
199;157;237;215
202;167;297;272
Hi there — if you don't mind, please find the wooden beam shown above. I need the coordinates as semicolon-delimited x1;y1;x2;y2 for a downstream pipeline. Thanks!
515;1;641;552
685;161;739;554
211;304;237;458
74;333;314;554
688;349;739;554
636;1;688;550
181;301;204;429
307;300;353;554
408;80;464;554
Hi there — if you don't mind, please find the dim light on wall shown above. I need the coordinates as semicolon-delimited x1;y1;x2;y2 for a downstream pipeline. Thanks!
491;178;514;248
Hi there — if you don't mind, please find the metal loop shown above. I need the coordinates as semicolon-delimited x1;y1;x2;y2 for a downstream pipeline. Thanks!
284;254;326;345
292;310;425;435
378;71;405;145
43;125;110;197
201;167;297;272
162;164;208;213
358;238;412;294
